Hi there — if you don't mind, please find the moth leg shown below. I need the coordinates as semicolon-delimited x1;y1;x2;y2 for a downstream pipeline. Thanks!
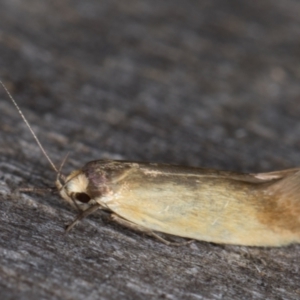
65;204;101;233
110;213;194;246
70;194;81;212
19;186;57;194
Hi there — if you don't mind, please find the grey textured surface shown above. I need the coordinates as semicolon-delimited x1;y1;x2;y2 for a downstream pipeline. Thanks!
0;0;300;299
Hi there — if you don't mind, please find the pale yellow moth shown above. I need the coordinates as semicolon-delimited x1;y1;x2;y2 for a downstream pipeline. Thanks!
2;80;300;247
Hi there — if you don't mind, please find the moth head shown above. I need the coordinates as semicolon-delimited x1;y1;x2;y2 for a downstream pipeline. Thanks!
56;170;92;210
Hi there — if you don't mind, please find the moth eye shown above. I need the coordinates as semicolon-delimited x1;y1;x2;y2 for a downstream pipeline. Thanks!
75;192;91;203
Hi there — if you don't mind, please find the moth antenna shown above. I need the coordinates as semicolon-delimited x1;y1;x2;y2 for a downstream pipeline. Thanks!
0;80;59;173
57;151;69;183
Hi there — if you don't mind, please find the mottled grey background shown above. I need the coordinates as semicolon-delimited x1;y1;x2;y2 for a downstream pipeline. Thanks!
0;0;300;299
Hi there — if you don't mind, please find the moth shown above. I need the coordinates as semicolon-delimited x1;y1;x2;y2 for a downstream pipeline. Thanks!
2;81;300;247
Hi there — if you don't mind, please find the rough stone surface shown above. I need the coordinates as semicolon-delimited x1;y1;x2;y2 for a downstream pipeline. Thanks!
0;1;300;299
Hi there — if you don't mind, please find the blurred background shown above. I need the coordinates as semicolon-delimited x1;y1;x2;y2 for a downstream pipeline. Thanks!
2;0;300;173
0;1;300;299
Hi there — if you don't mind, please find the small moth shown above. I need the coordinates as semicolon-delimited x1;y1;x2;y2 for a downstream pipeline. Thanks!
2;81;300;247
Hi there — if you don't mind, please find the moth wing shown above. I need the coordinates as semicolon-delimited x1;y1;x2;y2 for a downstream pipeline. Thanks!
252;168;300;181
